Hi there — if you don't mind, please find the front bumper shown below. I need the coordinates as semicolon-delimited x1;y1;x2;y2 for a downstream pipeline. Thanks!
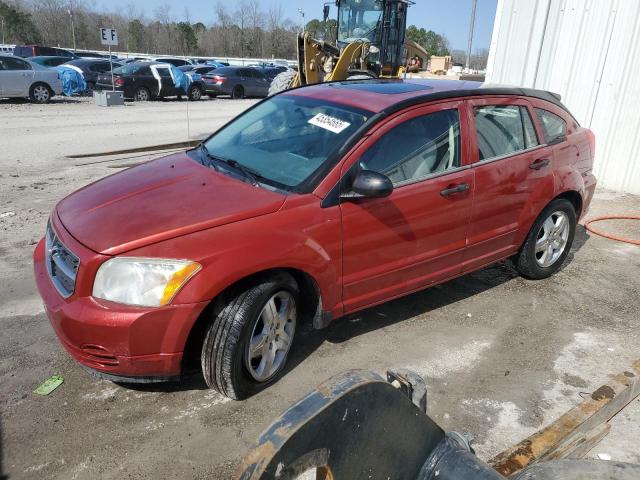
34;235;209;380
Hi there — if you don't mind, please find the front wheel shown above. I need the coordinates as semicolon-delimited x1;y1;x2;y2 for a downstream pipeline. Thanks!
201;272;299;400
514;198;576;279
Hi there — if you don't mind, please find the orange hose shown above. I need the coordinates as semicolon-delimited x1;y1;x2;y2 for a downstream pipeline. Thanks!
584;215;640;245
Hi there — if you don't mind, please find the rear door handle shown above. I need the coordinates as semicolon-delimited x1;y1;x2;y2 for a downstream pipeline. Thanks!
440;183;469;197
529;158;550;170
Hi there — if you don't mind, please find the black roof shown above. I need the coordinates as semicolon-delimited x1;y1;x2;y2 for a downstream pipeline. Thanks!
301;79;575;123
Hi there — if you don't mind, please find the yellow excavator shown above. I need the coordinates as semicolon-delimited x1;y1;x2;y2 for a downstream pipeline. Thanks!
268;0;412;95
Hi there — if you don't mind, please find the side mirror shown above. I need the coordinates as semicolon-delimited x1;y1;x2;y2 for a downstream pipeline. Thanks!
343;170;393;199
323;5;330;22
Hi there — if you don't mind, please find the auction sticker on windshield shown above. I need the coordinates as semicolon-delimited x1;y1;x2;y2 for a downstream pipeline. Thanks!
308;113;351;134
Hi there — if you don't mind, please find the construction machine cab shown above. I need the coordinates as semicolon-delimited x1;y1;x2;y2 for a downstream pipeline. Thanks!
267;0;410;95
336;0;409;77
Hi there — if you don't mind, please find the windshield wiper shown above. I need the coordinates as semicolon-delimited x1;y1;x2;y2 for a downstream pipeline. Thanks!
198;144;262;186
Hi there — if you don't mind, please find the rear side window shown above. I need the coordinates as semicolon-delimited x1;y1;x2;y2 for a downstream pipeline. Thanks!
1;57;32;70
535;108;567;144
475;105;533;161
93;62;111;73
156;68;172;78
359;109;461;185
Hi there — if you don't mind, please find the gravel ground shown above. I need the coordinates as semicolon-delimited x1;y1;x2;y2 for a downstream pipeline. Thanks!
1;96;639;479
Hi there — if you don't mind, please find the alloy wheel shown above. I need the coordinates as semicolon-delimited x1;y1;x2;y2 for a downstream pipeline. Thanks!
245;291;296;382
535;210;570;267
135;89;149;101
33;85;50;102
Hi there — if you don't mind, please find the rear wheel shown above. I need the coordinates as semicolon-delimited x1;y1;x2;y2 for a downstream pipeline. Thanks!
201;272;299;400
268;69;296;96
514;198;576;279
231;85;244;99
133;86;150;102
30;83;52;104
188;84;203;101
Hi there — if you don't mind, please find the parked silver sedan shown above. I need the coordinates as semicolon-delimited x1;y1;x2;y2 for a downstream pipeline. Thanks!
0;55;63;103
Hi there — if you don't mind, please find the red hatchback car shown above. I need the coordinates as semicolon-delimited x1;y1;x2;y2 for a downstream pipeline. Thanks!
34;80;596;399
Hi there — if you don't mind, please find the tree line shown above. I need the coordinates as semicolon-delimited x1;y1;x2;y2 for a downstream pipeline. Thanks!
1;0;302;59
1;0;488;69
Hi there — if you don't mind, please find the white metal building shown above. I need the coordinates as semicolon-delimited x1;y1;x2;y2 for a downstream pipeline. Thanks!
486;0;640;194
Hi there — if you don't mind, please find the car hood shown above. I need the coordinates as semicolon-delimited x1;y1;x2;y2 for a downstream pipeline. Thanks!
56;152;286;255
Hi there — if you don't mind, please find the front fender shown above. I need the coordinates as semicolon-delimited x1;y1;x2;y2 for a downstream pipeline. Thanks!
124;196;342;316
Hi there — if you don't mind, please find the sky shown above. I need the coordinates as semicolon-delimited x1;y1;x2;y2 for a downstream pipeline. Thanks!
97;0;498;52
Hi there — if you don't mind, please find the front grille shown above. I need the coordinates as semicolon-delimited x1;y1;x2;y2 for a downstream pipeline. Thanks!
45;222;80;298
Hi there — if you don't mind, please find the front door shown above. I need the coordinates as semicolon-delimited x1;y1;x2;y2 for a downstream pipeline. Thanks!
238;69;255;96
0;57;34;95
463;98;553;272
340;101;473;312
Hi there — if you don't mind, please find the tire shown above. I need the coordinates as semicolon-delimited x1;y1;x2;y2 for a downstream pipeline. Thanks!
188;84;203;101
201;272;299;400
29;83;52;104
268;69;297;96
514;198;576;280
133;86;150;102
231;85;244;99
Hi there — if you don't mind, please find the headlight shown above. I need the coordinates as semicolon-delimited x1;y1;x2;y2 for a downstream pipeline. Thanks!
93;257;201;307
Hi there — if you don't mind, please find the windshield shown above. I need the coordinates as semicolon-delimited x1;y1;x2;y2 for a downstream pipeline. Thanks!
201;95;371;190
338;0;384;43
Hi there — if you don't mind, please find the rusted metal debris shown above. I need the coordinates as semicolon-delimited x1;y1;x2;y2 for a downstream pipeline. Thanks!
489;359;640;476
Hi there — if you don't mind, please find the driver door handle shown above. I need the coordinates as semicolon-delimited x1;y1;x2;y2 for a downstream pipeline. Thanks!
440;183;469;197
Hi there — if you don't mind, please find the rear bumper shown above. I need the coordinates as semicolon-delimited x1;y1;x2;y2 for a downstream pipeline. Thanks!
34;238;209;379
201;82;230;95
581;172;597;219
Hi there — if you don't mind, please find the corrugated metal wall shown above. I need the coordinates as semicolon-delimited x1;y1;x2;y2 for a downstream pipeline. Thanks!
486;0;640;194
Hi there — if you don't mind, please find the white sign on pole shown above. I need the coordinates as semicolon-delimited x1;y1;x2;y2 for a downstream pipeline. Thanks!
100;28;118;46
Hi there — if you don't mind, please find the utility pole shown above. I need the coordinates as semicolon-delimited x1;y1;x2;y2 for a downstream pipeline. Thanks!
298;8;305;34
68;9;77;51
1;16;5;45
465;0;477;72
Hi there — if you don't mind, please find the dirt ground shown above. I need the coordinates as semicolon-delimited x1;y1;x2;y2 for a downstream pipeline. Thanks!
1;96;639;479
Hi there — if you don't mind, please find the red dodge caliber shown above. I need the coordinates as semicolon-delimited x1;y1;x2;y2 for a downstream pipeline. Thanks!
34;80;597;399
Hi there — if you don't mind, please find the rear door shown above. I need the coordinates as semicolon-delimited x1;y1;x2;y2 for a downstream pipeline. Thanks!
237;69;253;95
253;69;270;96
340;101;474;312
0;57;34;95
463;97;554;272
154;65;178;96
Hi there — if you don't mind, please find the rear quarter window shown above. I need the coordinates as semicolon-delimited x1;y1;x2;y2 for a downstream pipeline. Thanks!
535;108;567;144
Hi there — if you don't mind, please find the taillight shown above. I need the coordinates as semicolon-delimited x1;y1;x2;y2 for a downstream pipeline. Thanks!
114;77;125;87
587;129;596;159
